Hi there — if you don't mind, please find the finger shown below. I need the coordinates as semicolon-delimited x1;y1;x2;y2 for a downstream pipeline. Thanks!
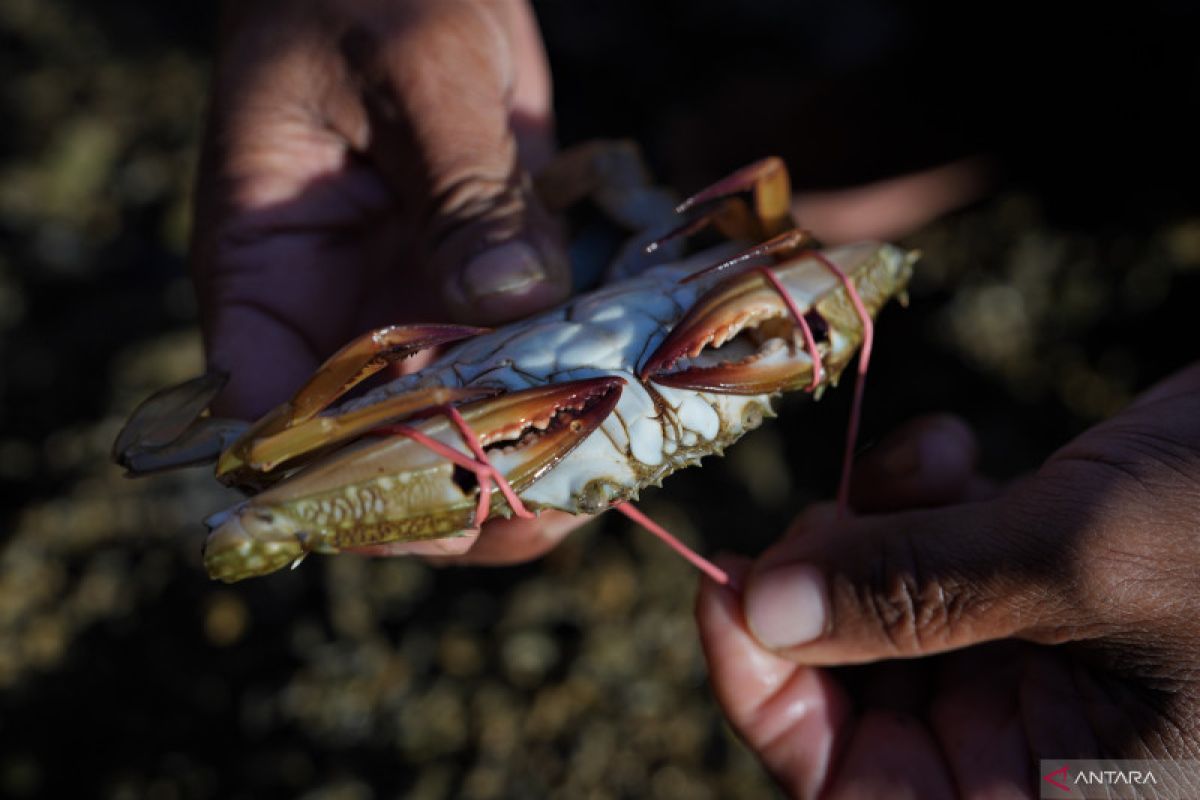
964;475;1001;502
341;0;569;325
1125;359;1200;412
193;12;400;418
201;299;322;420
849;414;980;513
343;509;586;564
1017;648;1103;758
741;477;1097;665
425;510;587;566
824;711;957;800
195;157;398;418
346;530;479;558
695;557;851;798
927;643;1037;798
781;502;843;543
792;156;992;243
487;0;555;170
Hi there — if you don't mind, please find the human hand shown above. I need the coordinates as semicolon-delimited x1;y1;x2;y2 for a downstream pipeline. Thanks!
193;0;565;421
188;0;586;559
696;364;1200;798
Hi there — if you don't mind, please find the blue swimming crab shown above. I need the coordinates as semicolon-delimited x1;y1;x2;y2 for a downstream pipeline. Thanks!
114;141;917;582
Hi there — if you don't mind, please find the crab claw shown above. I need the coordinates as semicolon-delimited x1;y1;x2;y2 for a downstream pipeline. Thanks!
213;323;488;486
641;243;916;394
112;372;249;475
201;376;625;582
288;323;487;424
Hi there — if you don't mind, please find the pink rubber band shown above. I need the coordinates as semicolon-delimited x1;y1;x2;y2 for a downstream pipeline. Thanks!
807;250;874;516
384;423;496;526
442;406;535;520
614;502;734;587
755;266;824;391
378;407;732;585
700;248;875;517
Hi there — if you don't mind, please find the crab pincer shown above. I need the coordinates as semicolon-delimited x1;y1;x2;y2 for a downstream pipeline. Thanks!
112;323;487;484
641;242;916;396
202;376;625;582
216;323;489;485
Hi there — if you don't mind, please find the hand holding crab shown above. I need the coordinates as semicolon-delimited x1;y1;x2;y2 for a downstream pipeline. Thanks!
697;366;1200;797
120;143;916;582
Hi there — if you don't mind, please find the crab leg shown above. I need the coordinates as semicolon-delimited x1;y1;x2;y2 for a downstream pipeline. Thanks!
535;139;678;231
683;230;827;389
647;157;796;253
112;372;248;475
242;385;497;473
217;323;485;483
535;140;687;279
113;372;250;475
641;242;905;392
382;419;500;526
681;233;882;437
680;229;815;285
287;324;485;424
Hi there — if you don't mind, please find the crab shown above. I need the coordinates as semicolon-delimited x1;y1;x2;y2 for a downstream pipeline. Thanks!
114;141;917;583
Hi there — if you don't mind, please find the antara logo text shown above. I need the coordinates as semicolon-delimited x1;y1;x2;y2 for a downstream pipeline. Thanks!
1042;764;1159;792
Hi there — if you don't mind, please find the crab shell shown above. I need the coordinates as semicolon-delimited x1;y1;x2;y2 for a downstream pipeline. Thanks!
203;242;916;581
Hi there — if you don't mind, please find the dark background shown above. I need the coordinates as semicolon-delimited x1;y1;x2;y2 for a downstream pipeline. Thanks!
1;1;1198;797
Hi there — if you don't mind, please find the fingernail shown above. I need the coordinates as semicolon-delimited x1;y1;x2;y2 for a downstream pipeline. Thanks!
745;563;828;649
461;241;547;302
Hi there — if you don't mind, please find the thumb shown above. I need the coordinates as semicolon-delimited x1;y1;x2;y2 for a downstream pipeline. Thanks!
343;0;569;324
741;481;1091;665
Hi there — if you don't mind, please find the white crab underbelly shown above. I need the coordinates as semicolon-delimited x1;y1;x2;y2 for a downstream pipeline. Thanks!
517;380;772;513
341;245;775;514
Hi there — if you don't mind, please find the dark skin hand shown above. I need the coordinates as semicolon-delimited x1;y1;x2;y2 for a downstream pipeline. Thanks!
193;0;566;423
697;363;1200;798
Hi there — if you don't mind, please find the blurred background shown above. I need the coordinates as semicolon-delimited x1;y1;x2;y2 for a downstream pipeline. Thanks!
2;1;1198;797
